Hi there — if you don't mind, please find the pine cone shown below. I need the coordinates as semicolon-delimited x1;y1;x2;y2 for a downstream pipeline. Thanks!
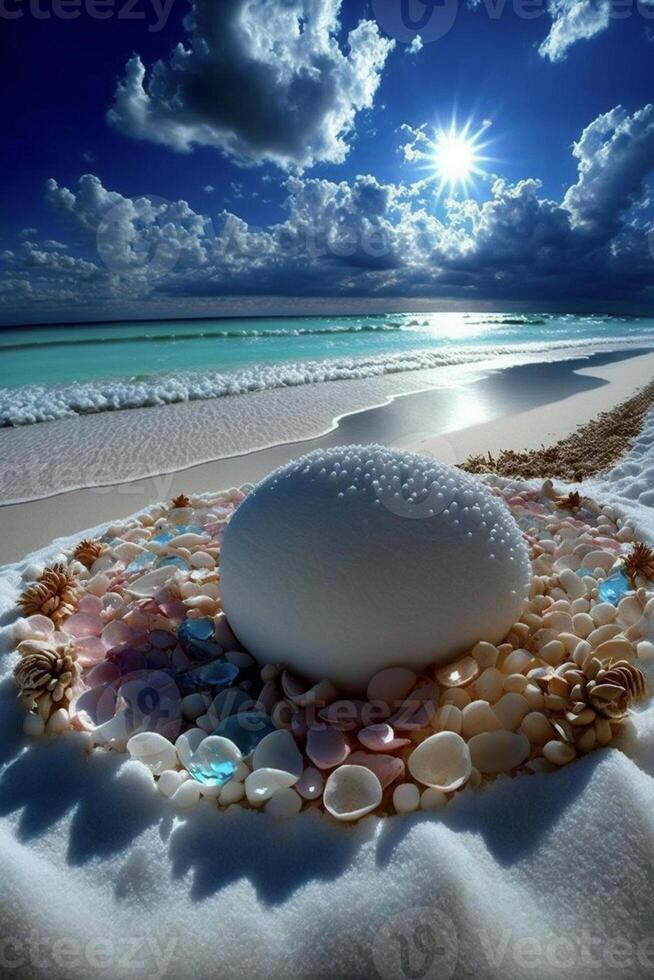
561;657;646;722
73;538;104;570
18;563;80;626
172;493;192;509
14;638;81;720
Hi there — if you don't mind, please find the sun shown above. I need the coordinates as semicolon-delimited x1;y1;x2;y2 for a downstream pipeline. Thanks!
407;118;493;199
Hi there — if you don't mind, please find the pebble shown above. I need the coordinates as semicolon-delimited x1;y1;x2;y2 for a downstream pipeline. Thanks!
521;711;556;746
306;726;350;770
493;693;529;731
295;767;324;800
590;603;617;626
594;637;635;662
408;732;472;791
468;731;530;774
323;765;383;821
420;787;448;810
440;688;471;709
158;770;184;798
171;780;202;809
434;704;463;734
245;768;298;805
501;649;533;675
461;700;502;738
471;641;499;669
181;693;211;722
127;732;177;774
637;641;654;662
252;730;304;779
366;667;417;705
558;569;586;600
265;788;303;818
475;667;504;702
543;741;576;766
393;783;421;814
219;780;246;805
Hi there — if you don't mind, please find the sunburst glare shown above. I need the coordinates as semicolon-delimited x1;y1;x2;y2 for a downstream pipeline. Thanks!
410;118;493;199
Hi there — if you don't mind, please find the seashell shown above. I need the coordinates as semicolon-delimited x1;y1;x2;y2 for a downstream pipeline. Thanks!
323;765;383;822
295;766;325;800
77;594;104;616
169;533;210;549
306;726;350;770
593;638;635;662
252;730;304;780
100;620;133;649
408;732;471;791
393;783;420;814
126;566;178;597
347;751;405;789
265;788;303;818
245;768;298;805
435;656;479;688
127;732;177;774
468;731;530;774
358;723;411;752
366;667;417;706
13;615;55;644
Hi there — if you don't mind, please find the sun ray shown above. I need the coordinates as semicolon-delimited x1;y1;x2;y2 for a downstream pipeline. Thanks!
407;118;494;200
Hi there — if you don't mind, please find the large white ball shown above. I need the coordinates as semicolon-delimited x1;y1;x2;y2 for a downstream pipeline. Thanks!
221;446;531;693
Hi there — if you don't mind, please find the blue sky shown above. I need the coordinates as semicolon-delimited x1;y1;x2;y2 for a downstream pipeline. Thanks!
1;0;654;324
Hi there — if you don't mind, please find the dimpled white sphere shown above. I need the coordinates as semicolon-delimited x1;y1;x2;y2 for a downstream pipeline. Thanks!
220;445;531;693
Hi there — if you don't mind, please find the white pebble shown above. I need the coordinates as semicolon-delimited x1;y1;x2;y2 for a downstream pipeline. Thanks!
219;780;246;805
590;602;617;626
128;732;177;774
559;569;586;600
46;709;70;735
158;770;184;798
245;768;297;805
637;641;654;662
393;783;420;814
171;780;202;809
468;731;530;774
265;788;302;818
493;693;529;731
420;787;447;811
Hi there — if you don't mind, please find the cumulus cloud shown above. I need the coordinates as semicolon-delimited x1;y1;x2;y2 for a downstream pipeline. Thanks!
539;0;611;62
2;103;653;320
107;0;394;170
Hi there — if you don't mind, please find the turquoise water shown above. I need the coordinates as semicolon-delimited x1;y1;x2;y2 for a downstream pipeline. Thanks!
1;311;653;390
2;311;654;426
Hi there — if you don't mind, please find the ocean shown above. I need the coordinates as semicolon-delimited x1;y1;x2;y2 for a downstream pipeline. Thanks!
1;311;654;426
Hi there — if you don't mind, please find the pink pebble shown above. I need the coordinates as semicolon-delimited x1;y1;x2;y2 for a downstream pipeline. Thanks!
77;595;104;615
158;600;187;621
74;636;106;666
101;620;133;650
306;726;350;770
63;612;105;638
348;751;405;789
358;723;411;752
295;767;324;800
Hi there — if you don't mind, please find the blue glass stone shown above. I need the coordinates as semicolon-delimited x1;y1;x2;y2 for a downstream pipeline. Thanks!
172;523;204;535
577;568;595;578
213;711;276;758
598;569;631;605
179;618;215;642
187;754;237;787
157;556;190;571
126;551;157;573
179;659;239;691
152;531;174;545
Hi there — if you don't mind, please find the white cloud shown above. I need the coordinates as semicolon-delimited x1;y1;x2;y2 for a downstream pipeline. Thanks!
107;0;394;170
539;0;611;62
407;35;423;54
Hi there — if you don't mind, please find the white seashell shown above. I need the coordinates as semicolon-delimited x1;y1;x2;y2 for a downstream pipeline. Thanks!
393;783;420;814
127;732;177;774
366;667;417;705
252;730;304;780
593;637;635;662
13;615;54;643
435;656;479;688
45;708;70;736
126;566;178;597
420;787;447;810
171;781;202;809
348;751;405;789
265;788;303;818
323;765;383;822
295;767;324;800
581;550;615;571
245;768;298;805
282;671;338;707
408;732;471;791
468;731;530;774
23;712;45;737
475;667;504;703
190;551;215;570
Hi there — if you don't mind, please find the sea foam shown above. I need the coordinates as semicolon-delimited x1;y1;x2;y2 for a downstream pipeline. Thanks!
2;335;654;427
